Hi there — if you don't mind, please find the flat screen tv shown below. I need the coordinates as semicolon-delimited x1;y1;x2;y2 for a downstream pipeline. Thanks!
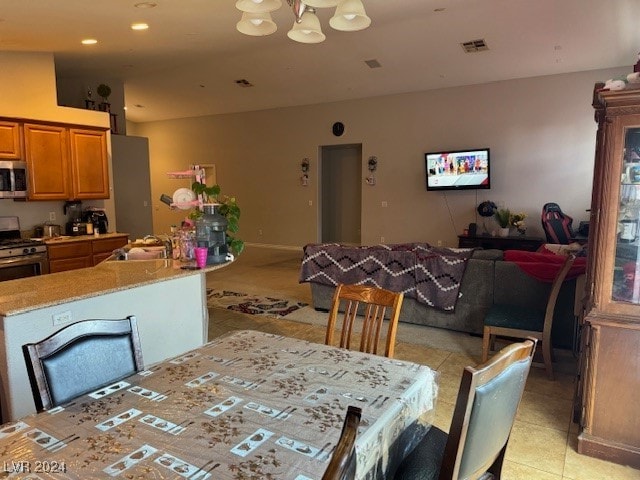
425;148;490;191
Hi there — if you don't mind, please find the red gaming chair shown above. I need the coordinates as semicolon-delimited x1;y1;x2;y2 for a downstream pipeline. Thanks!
541;203;574;244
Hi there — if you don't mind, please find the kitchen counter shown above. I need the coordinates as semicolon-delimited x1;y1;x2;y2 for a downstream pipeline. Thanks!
0;258;228;317
0;257;231;421
41;232;129;245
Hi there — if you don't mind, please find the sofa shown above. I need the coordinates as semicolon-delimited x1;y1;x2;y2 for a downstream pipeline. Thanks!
301;244;584;349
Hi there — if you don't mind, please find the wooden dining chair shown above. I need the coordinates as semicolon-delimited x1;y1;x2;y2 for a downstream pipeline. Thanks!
393;339;536;480
322;405;362;480
325;283;404;358
22;316;144;411
482;254;576;380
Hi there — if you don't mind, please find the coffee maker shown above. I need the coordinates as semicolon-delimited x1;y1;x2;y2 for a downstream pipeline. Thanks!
84;208;109;234
64;200;85;236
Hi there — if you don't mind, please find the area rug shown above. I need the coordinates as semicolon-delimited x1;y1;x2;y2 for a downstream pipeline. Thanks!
206;289;308;318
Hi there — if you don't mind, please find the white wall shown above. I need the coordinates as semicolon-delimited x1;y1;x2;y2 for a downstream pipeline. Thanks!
0;52;116;235
131;66;628;248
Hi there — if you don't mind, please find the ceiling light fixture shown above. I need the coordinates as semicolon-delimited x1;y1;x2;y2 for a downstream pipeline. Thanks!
235;0;370;44
131;23;149;30
81;38;98;45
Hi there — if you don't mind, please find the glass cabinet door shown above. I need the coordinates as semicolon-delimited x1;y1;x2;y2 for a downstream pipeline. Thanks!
613;127;640;303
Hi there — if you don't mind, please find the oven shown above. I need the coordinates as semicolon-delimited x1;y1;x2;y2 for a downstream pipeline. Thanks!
0;216;48;281
0;251;48;281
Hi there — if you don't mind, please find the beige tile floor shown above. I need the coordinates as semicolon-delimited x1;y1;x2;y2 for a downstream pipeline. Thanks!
206;246;640;480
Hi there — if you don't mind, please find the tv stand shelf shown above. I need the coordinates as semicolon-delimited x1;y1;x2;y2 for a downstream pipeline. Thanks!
458;234;545;252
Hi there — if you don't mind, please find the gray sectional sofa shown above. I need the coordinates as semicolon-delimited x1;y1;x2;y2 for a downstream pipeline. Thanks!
307;248;581;349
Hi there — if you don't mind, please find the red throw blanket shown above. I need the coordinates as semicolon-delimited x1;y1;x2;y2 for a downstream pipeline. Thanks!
504;250;587;282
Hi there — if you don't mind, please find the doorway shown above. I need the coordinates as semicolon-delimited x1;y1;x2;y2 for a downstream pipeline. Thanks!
320;144;362;244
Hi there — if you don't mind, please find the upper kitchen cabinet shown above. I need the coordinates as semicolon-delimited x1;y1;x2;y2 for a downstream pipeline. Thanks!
69;128;109;199
25;123;109;201
24;123;70;200
0;121;22;159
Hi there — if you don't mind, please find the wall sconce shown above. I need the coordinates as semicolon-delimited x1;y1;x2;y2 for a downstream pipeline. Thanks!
300;158;310;186
366;156;377;186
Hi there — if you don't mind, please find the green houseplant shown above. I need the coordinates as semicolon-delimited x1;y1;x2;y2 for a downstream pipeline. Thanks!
190;182;244;256
494;208;511;229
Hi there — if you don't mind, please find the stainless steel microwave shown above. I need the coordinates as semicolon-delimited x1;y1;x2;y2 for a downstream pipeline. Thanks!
0;161;27;198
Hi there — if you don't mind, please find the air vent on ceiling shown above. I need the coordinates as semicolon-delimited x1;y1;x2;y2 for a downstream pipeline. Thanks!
235;79;254;88
461;39;488;53
364;59;382;69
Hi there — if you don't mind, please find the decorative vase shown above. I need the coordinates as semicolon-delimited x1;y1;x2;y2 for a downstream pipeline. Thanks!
498;227;510;237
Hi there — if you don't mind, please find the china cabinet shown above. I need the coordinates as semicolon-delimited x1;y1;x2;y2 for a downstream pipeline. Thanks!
577;84;640;467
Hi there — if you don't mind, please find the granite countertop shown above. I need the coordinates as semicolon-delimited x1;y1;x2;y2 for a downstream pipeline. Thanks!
0;259;229;317
42;232;129;244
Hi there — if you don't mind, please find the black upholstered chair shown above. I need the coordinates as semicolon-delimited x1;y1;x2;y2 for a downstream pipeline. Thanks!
482;254;576;380
23;316;144;411
322;405;362;480
393;339;536;480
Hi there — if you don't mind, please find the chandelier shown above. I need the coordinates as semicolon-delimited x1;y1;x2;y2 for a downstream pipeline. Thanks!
235;0;371;44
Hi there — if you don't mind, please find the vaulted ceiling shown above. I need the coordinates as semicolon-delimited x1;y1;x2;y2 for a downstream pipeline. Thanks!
2;0;639;122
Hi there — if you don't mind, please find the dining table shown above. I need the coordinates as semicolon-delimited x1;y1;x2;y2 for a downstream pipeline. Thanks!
0;330;438;479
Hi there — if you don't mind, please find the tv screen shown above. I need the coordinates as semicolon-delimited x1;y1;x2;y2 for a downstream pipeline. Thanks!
425;148;490;191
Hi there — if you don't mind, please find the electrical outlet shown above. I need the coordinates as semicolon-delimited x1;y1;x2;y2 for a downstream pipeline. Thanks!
437;240;443;246
381;201;388;207
49;211;56;221
258;229;263;235
308;200;313;206
52;310;73;326
380;236;385;243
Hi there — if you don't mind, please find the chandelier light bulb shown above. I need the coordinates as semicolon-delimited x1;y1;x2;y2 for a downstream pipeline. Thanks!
303;0;340;7
329;0;371;31
235;0;282;14
287;9;326;43
237;12;277;36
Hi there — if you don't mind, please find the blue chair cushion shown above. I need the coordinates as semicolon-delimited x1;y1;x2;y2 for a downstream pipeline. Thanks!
42;334;137;406
484;303;545;332
392;426;447;480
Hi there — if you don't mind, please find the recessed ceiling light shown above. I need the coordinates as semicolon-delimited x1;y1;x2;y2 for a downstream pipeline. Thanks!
81;38;98;45
131;23;149;31
134;2;157;8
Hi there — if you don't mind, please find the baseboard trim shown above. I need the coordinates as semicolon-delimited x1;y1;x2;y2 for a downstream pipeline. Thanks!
244;242;304;252
578;432;640;469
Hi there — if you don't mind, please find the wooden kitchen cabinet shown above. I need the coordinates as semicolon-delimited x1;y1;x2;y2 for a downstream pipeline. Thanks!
47;235;129;273
576;84;640;467
69;128;109;199
25;122;109;201
47;241;92;273
0;121;22;159
24;123;70;200
91;235;128;265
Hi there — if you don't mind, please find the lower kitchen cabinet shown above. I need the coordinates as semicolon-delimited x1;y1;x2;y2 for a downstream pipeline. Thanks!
92;236;129;265
47;235;128;273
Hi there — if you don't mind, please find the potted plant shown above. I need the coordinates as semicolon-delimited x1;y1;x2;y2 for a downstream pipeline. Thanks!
96;83;112;112
190;181;244;256
494;208;511;237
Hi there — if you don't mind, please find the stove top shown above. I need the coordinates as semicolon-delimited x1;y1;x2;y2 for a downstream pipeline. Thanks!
0;238;41;248
0;216;47;259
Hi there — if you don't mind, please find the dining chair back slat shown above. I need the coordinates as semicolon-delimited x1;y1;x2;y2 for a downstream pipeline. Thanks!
325;284;404;358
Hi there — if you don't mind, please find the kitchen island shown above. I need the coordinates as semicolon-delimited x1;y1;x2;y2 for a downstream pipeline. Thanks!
0;258;229;422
